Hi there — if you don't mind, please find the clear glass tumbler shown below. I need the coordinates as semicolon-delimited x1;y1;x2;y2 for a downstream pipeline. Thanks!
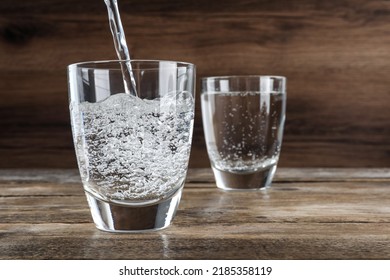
68;60;196;232
201;76;286;190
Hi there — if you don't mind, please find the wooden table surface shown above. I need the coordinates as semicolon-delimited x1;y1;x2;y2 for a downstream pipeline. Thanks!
1;168;390;260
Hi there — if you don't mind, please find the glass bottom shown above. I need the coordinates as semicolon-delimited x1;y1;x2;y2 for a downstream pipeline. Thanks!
85;188;182;232
212;164;277;191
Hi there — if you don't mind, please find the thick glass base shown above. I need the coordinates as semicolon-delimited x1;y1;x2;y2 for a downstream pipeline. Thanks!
212;165;277;191
85;189;182;232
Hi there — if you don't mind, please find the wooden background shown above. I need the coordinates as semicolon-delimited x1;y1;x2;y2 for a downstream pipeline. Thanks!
0;0;389;169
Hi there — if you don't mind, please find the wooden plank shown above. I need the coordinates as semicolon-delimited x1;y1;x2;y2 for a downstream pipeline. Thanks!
1;168;390;184
1;169;390;225
1;0;390;169
186;168;390;183
1;223;390;259
1;179;390;224
0;169;81;184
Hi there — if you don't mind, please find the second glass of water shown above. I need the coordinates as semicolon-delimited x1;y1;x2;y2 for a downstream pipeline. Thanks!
201;76;286;190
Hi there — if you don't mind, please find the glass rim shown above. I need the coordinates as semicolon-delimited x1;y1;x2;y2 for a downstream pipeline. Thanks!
201;75;286;95
201;75;286;81
68;59;195;69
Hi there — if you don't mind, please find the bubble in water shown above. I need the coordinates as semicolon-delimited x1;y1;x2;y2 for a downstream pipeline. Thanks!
70;92;194;203
201;91;284;173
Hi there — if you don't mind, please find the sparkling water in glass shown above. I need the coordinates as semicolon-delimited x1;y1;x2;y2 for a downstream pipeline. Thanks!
201;76;286;190
68;60;195;232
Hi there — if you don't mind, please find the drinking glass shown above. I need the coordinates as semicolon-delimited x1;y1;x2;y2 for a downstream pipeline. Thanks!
68;60;195;232
201;76;286;190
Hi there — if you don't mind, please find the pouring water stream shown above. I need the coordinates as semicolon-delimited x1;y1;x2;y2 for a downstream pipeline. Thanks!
104;0;138;96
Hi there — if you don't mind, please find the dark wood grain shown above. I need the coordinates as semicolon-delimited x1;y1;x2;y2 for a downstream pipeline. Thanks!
1;0;390;168
1;168;390;259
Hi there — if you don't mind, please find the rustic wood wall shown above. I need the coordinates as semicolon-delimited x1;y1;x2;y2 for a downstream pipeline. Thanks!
1;0;389;168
